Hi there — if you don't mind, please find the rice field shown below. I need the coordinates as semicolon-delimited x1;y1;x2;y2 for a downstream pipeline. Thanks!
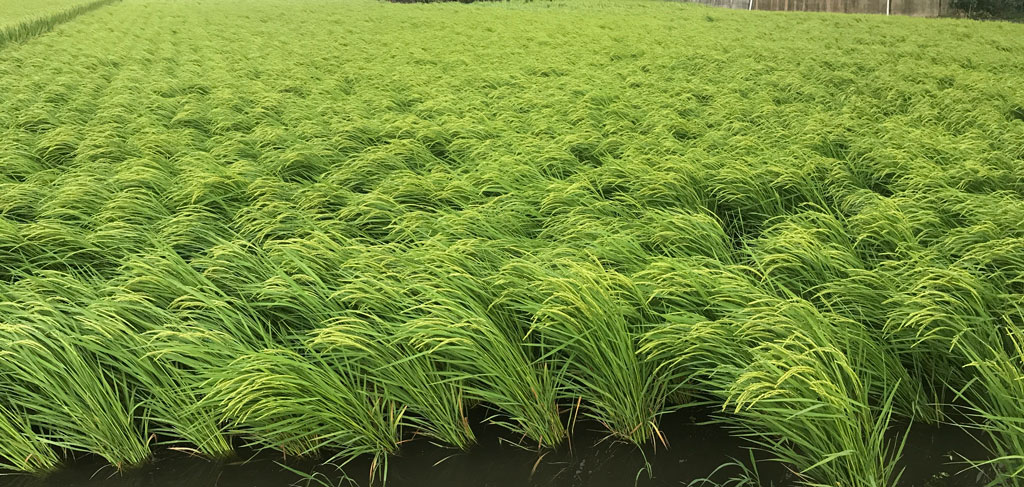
0;0;91;23
0;0;1022;485
0;0;118;47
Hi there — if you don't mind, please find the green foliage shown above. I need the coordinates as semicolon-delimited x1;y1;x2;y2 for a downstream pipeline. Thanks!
0;0;95;25
0;0;1022;485
0;0;120;47
951;0;1023;19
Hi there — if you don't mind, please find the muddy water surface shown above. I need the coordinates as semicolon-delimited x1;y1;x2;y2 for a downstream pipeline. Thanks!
1;411;991;487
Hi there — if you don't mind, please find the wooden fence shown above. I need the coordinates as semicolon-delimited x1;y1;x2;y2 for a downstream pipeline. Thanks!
691;0;954;16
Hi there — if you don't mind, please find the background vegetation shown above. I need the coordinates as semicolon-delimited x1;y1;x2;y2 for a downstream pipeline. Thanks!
0;0;120;47
951;0;1023;19
0;0;92;24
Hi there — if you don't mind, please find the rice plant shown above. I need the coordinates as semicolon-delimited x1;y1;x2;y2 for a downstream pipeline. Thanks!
0;400;60;472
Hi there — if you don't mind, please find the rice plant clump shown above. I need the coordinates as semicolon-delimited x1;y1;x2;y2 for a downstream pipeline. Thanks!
0;0;1023;485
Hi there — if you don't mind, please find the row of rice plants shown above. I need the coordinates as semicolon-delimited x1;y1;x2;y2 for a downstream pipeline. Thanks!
0;0;120;47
